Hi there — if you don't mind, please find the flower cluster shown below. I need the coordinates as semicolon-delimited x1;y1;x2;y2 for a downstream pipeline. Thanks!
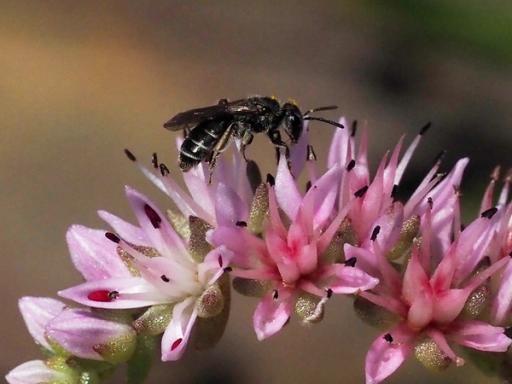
8;118;512;384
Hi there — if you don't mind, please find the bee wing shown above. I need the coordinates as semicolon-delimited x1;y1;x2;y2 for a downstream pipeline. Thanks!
163;104;230;131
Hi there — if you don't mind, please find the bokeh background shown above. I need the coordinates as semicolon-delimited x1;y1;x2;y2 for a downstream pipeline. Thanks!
2;1;512;383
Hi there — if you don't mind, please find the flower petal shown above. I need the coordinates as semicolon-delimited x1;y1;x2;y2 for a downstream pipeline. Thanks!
365;324;415;384
215;183;249;226
66;225;130;281
491;258;512;325
161;297;198;361
253;291;293;341
275;154;302;221
448;320;512;352
327;265;379;294
58;277;167;309
98;210;149;246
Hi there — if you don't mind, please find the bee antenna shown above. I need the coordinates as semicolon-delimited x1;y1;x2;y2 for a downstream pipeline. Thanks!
303;105;338;116
303;116;344;129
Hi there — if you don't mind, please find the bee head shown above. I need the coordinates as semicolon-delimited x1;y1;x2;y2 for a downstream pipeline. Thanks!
282;102;303;143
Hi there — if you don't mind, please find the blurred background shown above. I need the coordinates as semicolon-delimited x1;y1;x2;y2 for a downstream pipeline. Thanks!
2;1;512;383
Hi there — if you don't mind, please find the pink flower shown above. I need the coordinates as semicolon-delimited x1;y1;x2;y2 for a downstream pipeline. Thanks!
210;155;379;340
59;186;231;361
353;206;511;384
123;141;253;228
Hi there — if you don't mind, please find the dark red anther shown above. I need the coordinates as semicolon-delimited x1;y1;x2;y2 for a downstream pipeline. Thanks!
151;153;158;169
171;338;183;351
88;290;116;302
144;204;162;228
105;232;120;243
218;255;223;268
354;185;369;198
346;159;356;171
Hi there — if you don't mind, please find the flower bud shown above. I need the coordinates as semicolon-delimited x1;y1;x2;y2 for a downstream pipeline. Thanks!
133;305;173;336
46;309;136;364
18;297;66;352
6;358;79;384
414;338;451;371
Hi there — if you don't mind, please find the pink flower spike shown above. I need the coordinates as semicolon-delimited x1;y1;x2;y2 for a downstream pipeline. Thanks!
18;297;66;351
6;360;66;384
45;308;136;361
365;325;415;384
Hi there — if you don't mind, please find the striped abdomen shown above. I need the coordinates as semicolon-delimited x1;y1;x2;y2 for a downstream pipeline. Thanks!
179;117;232;171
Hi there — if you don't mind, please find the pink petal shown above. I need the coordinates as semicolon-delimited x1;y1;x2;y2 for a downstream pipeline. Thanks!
365;324;415;384
125;186;189;264
327;265;379;294
448;320;511;352
289;123;309;176
402;246;430;304
406;289;433;331
66;225;130;281
491;258;512;325
215;183;249;226
301;165;342;229
327;117;350;168
98;210;149;246
6;360;64;384
161;298;198;361
253;291;293;341
275;154;302;221
432;288;471;324
18;297;66;351
58;277;167;309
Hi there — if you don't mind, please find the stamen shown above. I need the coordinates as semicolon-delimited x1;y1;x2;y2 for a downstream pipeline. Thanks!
160;275;170;282
305;181;312;192
481;207;498;219
124;149;136;162
371;226;381;241
218;255;223;268
223;266;233;273
346;159;356;171
151;153;158;169
351;120;358;137
171;338;182;351
105;232;120;243
236;221;248;227
391;184;399;200
159;163;170;176
419;121;432;136
383;333;394;343
344;257;357;267
272;289;279;300
266;173;275;186
505;327;512;339
427;197;433;209
354;185;369;198
432;150;446;165
326;288;333;298
144;204;162;228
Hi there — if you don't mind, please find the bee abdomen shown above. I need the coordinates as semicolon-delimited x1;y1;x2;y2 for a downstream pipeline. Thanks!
179;118;232;171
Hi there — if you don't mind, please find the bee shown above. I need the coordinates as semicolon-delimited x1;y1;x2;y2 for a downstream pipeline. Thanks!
163;96;344;172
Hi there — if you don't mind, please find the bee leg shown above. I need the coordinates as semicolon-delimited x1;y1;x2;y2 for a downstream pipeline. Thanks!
182;127;191;139
268;130;290;158
217;98;228;105
207;124;234;184
241;132;254;161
